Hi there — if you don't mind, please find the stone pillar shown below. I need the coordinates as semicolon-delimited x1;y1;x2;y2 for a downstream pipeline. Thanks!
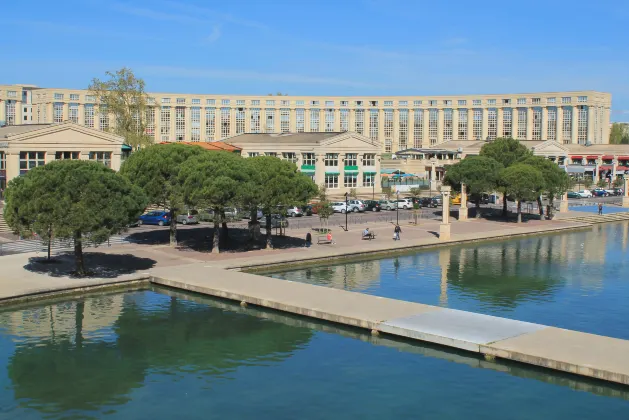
594;160;600;183
572;106;579;144
587;106;595;144
440;185;451;240
481;108;488;140
559;192;569;213
430;158;437;191
459;183;468;221
422;109;429;147
497;108;504;138
408;108;415;147
437;108;444;144
541;107;548;140
623;176;629;208
556;107;563;144
467;108;474;140
452;108;459;141
512;108;518;139
526;108;533;140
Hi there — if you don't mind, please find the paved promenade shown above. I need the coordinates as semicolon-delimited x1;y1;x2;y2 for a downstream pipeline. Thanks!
3;217;629;385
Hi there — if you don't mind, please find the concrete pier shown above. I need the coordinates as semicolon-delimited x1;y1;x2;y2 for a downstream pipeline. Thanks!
150;263;629;386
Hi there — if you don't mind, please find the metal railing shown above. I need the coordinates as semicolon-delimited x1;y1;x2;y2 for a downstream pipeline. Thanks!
0;235;130;257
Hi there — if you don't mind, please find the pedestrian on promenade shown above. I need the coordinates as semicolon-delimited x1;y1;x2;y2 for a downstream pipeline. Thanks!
326;230;335;244
598;203;603;215
393;224;401;240
305;232;312;248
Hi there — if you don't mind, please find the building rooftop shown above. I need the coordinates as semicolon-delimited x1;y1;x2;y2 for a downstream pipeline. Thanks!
226;132;343;145
0;124;53;138
160;141;241;152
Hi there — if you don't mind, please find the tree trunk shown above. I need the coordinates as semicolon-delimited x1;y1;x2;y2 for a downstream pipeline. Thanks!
537;196;544;216
475;198;481;218
265;214;273;249
47;227;52;261
220;210;229;246
517;200;522;223
502;192;508;219
169;209;177;247
248;209;261;242
73;230;86;276
212;207;220;254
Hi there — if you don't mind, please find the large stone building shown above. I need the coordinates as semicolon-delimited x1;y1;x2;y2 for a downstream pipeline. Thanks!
0;85;612;153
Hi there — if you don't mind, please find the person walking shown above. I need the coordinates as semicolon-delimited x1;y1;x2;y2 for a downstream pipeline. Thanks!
598;203;603;215
393;224;401;241
305;232;312;248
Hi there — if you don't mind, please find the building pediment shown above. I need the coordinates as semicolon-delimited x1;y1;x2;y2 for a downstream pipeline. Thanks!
5;122;124;146
318;132;381;151
531;140;569;155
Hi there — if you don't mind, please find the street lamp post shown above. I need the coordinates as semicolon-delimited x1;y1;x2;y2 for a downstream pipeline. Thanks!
372;175;375;200
344;191;349;231
396;190;400;225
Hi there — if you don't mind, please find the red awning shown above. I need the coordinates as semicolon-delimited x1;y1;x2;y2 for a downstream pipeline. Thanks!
570;156;583;159
602;155;614;159
617;166;629;171
599;165;612;171
586;155;598;159
619;156;629;160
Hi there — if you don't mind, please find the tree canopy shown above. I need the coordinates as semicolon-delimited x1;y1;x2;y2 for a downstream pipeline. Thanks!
120;143;202;246
500;163;545;223
3;160;146;275
479;137;532;167
444;155;503;216
179;151;245;253
88;68;155;149
519;155;570;217
609;123;629;145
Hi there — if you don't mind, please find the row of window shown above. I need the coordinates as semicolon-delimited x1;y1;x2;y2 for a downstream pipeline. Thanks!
20;91;589;106
17;151;112;173
324;173;375;189
244;152;377;167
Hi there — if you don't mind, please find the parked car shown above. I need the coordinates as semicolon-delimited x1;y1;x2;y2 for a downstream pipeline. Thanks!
224;208;242;219
242;209;264;220
432;195;443;205
176;211;199;225
613;188;624;196
332;202;349;213
419;197;439;208
396;198;413;209
567;191;581;199
577;190;593;198
363;200;381;212
347;199;366;212
138;210;171;226
378;200;397;211
302;204;314;216
286;206;304;217
591;188;610;197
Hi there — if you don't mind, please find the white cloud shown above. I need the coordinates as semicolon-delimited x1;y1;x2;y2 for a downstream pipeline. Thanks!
205;25;221;44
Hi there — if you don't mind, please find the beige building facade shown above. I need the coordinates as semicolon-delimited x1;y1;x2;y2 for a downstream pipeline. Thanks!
228;132;381;197
0;122;126;189
0;85;612;153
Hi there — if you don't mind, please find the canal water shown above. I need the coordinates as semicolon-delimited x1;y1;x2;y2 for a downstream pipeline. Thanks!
270;221;629;340
0;289;628;419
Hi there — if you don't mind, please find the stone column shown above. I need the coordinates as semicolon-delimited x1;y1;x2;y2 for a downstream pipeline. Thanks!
595;159;600;183
542;107;548;140
481;108;488;140
437;108;444;144
333;109;341;132
559;191;569;213
467;108;474;140
408;108;415;147
497;108;504;138
572;106;579;144
440;185;451;240
526;108;533;140
623;176;629;208
430;158;437;191
452;108;459;140
392;109;400;153
512;108;519;139
556;107;564;144
422;109;429;147
587;106;595;144
459;183;468;221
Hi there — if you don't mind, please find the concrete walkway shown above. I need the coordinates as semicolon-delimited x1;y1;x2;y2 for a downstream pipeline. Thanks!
151;263;629;385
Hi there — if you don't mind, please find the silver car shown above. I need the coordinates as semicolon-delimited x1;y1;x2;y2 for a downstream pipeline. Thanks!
176;212;199;225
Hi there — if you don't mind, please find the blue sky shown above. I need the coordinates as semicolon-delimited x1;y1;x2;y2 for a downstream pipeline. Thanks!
3;0;629;120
